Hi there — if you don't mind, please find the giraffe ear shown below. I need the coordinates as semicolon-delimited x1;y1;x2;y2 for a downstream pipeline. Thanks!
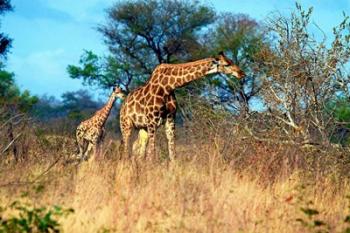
115;86;122;92
214;51;225;62
218;51;225;56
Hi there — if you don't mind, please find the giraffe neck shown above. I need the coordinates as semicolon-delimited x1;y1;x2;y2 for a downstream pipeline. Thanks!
95;95;116;127
151;58;217;92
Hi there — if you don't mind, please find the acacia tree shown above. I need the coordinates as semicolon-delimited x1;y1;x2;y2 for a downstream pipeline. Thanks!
203;13;267;113
255;3;350;144
0;72;38;161
0;0;12;58
68;0;216;92
0;0;40;161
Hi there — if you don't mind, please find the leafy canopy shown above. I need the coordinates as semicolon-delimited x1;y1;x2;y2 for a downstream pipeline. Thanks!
68;0;216;92
0;71;38;113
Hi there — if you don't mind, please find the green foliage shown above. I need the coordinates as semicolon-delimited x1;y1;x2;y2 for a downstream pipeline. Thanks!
326;97;350;145
0;70;38;113
0;0;12;58
67;1;267;114
253;2;350;143
332;98;350;128
344;196;350;233
0;70;18;101
341;195;350;233
294;186;330;233
0;201;73;233
60;90;101;121
0;0;12;13
67;51;126;91
67;51;107;87
209;13;265;67
103;0;215;64
30;90;108;129
68;0;216;92
294;188;350;233
203;13;267;112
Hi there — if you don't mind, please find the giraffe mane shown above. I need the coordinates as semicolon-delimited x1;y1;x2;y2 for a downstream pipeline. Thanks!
157;58;214;68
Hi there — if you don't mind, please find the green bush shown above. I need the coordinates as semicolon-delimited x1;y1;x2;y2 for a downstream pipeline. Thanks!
0;201;73;233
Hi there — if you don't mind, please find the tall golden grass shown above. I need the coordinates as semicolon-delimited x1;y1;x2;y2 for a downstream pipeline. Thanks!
1;128;350;233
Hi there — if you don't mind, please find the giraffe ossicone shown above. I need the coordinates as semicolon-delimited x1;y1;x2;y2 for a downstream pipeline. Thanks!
75;86;125;162
119;52;245;161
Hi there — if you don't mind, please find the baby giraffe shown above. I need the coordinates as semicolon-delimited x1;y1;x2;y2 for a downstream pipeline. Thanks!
75;86;125;161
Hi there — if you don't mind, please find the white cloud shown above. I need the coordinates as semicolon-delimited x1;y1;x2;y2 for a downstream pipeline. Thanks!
3;9;107;98
26;49;65;75
8;49;84;98
40;0;112;22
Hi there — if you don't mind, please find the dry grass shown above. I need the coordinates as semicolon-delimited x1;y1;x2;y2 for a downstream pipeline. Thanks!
1;131;350;233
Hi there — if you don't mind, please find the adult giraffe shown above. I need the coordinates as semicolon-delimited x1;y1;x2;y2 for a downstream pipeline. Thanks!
119;52;245;160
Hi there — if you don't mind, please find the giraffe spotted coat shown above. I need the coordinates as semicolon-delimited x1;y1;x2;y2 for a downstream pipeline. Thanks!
120;52;245;160
76;86;125;161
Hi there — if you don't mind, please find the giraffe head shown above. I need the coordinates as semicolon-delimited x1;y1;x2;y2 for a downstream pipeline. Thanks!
112;86;126;99
214;52;245;79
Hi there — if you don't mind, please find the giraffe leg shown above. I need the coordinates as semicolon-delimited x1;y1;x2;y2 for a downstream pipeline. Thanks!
75;130;87;160
94;143;102;160
146;125;156;161
165;93;177;161
165;115;176;161
83;142;96;161
76;137;85;159
94;130;105;160
120;119;133;160
132;129;149;158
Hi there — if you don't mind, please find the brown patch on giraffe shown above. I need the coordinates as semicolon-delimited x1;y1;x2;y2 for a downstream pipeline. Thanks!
128;95;135;103
154;96;163;106
165;85;172;93
157;86;165;96
139;97;146;105
135;102;142;112
150;82;157;88
167;101;176;113
147;96;154;105
152;77;160;85
161;76;168;86
174;79;181;87
131;113;137;121
169;76;176;85
165;68;173;75
152;74;159;80
186;75;193;82
154;74;162;84
145;92;151;100
161;68;168;75
176;68;182;76
172;68;178;76
152;112;159;117
199;64;207;72
136;116;143;123
143;85;150;94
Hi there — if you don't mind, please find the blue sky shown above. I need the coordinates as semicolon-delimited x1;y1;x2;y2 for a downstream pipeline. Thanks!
2;0;350;98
